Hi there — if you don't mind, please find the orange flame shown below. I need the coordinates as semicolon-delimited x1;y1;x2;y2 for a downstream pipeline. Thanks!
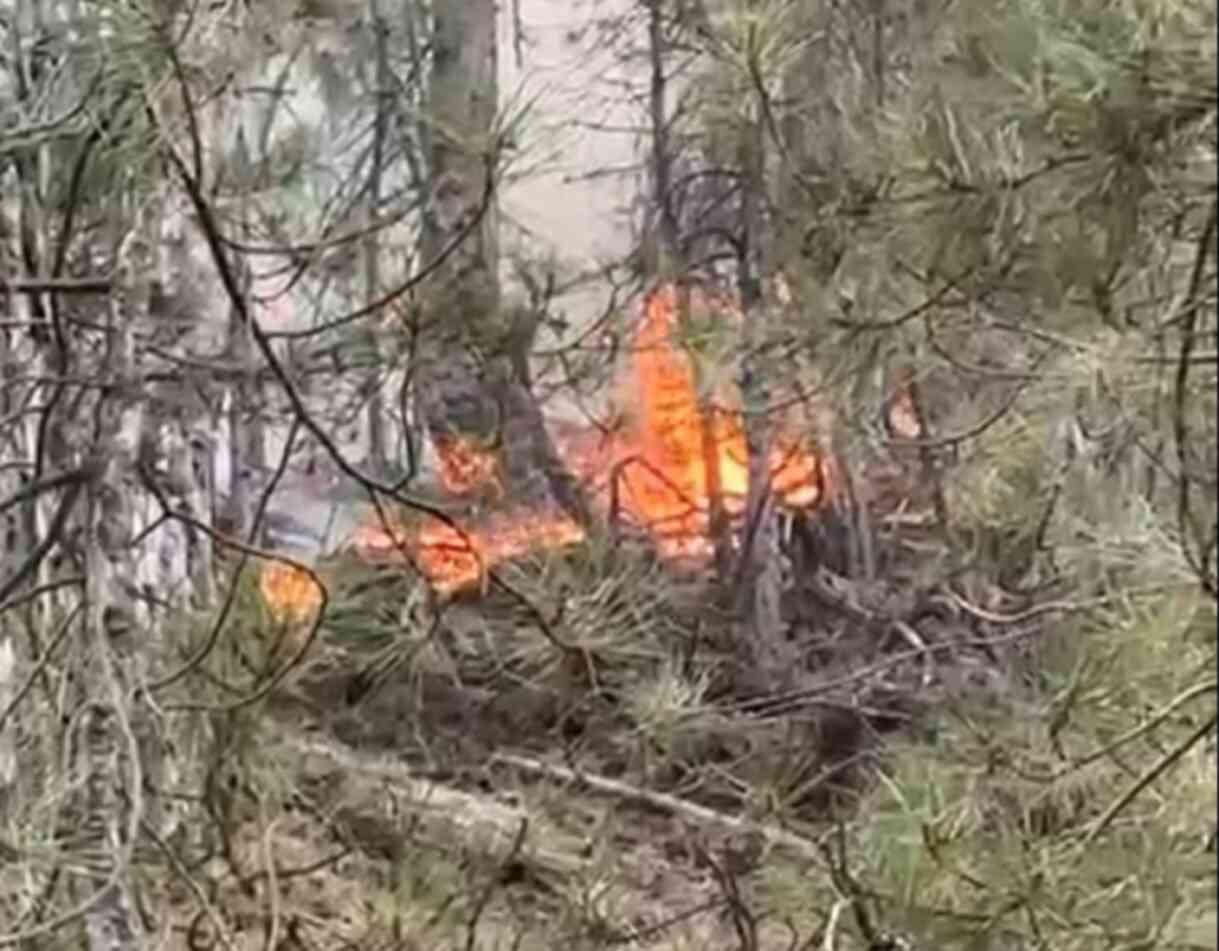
433;435;501;496
414;513;584;593
259;561;323;624
574;283;826;559
348;510;584;595
262;281;828;604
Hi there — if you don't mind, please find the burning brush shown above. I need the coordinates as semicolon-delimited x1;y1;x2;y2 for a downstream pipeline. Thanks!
259;282;831;617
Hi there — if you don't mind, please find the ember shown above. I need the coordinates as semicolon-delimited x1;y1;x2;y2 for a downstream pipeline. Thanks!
432;435;502;496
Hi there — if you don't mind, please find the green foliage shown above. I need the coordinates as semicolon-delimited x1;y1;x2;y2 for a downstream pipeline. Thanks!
698;0;1219;944
4;0;1211;944
851;587;1216;949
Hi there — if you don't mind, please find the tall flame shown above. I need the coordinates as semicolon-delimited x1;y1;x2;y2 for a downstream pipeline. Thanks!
604;284;824;557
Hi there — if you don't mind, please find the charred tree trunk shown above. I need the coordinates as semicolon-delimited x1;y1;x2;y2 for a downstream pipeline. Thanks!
416;0;589;524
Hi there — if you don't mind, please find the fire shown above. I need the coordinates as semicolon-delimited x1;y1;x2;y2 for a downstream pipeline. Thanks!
602;284;824;556
432;435;501;496
259;561;323;624
259;281;828;604
348;509;584;595
413;513;584;593
363;281;827;589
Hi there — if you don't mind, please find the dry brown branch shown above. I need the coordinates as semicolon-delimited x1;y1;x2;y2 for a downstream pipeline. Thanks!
492;751;825;864
280;731;589;878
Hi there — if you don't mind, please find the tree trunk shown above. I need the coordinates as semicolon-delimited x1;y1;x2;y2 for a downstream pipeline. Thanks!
733;107;794;686
78;230;148;948
363;0;390;474
417;0;590;523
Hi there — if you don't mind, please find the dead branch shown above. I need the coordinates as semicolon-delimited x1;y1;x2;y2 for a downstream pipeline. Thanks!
492;751;825;864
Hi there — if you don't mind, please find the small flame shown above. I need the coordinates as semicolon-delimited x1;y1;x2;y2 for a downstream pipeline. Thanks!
433;435;501;496
259;561;322;623
349;510;584;594
417;513;585;593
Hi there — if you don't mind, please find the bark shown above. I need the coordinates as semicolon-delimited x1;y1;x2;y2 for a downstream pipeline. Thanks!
417;0;591;523
82;530;144;950
1;145;216;944
733;106;793;685
646;0;680;274
416;0;502;451
79;230;147;948
363;0;390;473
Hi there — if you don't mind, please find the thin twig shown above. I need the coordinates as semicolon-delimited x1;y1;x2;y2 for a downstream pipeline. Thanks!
695;840;758;951
1083;710;1217;846
821;898;849;951
259;803;283;951
465;818;529;951
141;820;240;951
0;604;78;733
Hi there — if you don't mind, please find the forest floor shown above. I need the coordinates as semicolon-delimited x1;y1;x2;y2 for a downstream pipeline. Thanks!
147;503;1071;951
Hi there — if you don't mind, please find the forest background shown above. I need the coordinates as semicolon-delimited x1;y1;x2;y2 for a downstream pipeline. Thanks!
0;0;1215;948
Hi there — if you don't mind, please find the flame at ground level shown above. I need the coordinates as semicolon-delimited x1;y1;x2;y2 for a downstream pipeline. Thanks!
259;282;830;608
259;561;323;624
432;435;503;496
593;283;825;557
387;282;827;587
347;510;586;596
